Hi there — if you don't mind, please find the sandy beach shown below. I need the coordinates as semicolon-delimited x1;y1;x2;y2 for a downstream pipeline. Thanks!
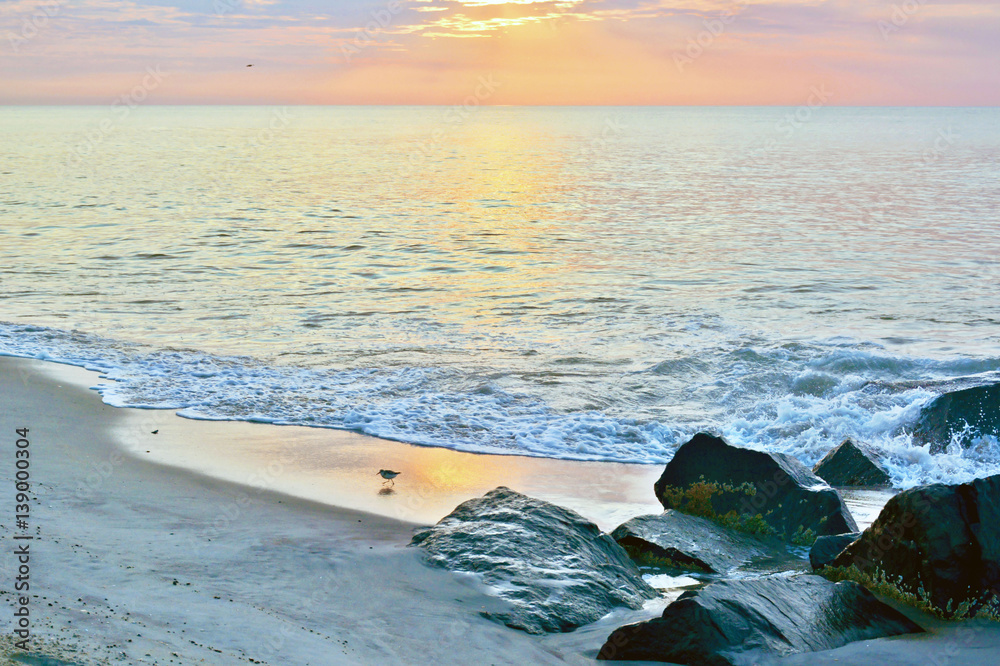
3;356;1000;665
0;357;671;665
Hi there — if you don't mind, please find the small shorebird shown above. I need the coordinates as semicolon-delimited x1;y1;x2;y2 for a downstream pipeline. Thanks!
377;469;400;486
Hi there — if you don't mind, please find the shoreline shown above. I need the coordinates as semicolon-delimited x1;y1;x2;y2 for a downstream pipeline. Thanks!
6;356;892;532
19;357;668;531
0;356;616;664
3;356;999;665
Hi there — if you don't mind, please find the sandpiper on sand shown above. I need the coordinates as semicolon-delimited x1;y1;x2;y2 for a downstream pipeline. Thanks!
377;469;400;486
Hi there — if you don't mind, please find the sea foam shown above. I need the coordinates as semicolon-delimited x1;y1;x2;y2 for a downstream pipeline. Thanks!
2;321;999;488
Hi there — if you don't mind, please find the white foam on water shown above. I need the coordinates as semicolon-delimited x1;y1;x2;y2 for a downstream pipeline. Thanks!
642;574;701;589
2;321;999;487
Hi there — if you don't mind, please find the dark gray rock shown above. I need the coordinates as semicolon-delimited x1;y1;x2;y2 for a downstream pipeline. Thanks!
611;510;787;574
597;575;923;664
913;382;1000;453
410;486;657;634
832;473;1000;616
813;439;891;487
654;433;858;543
809;533;861;570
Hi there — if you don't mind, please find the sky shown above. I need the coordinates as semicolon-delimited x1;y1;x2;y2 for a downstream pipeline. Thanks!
1;0;998;105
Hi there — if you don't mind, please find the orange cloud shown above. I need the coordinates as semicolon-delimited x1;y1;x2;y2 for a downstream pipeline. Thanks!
1;0;998;104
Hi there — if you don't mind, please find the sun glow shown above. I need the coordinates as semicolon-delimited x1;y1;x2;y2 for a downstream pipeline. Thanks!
1;0;996;104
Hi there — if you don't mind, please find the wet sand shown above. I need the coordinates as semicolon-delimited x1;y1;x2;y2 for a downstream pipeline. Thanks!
0;357;624;664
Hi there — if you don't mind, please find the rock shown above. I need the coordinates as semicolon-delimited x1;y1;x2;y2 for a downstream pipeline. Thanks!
597;575;923;664
410;487;657;634
831;473;1000;616
912;382;1000;453
810;533;861;570
813;439;891;487
654;433;858;543
611;510;787;574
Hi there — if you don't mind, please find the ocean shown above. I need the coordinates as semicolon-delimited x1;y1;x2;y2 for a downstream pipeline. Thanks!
2;105;998;488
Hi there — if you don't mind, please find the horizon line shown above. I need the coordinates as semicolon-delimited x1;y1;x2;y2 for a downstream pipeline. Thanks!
2;103;998;109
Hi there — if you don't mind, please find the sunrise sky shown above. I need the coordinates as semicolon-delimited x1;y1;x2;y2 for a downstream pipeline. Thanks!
2;0;998;105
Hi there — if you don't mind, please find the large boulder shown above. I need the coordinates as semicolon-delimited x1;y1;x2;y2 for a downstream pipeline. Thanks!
410;487;657;634
597;575;923;664
611;510;788;574
654;433;857;543
912;383;1000;453
809;533;861;570
813;439;891;487
831;473;1000;616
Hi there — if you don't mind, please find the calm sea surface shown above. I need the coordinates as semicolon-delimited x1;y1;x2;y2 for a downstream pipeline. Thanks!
2;106;999;486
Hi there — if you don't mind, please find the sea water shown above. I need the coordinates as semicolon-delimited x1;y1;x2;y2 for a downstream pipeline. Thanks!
1;105;998;487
